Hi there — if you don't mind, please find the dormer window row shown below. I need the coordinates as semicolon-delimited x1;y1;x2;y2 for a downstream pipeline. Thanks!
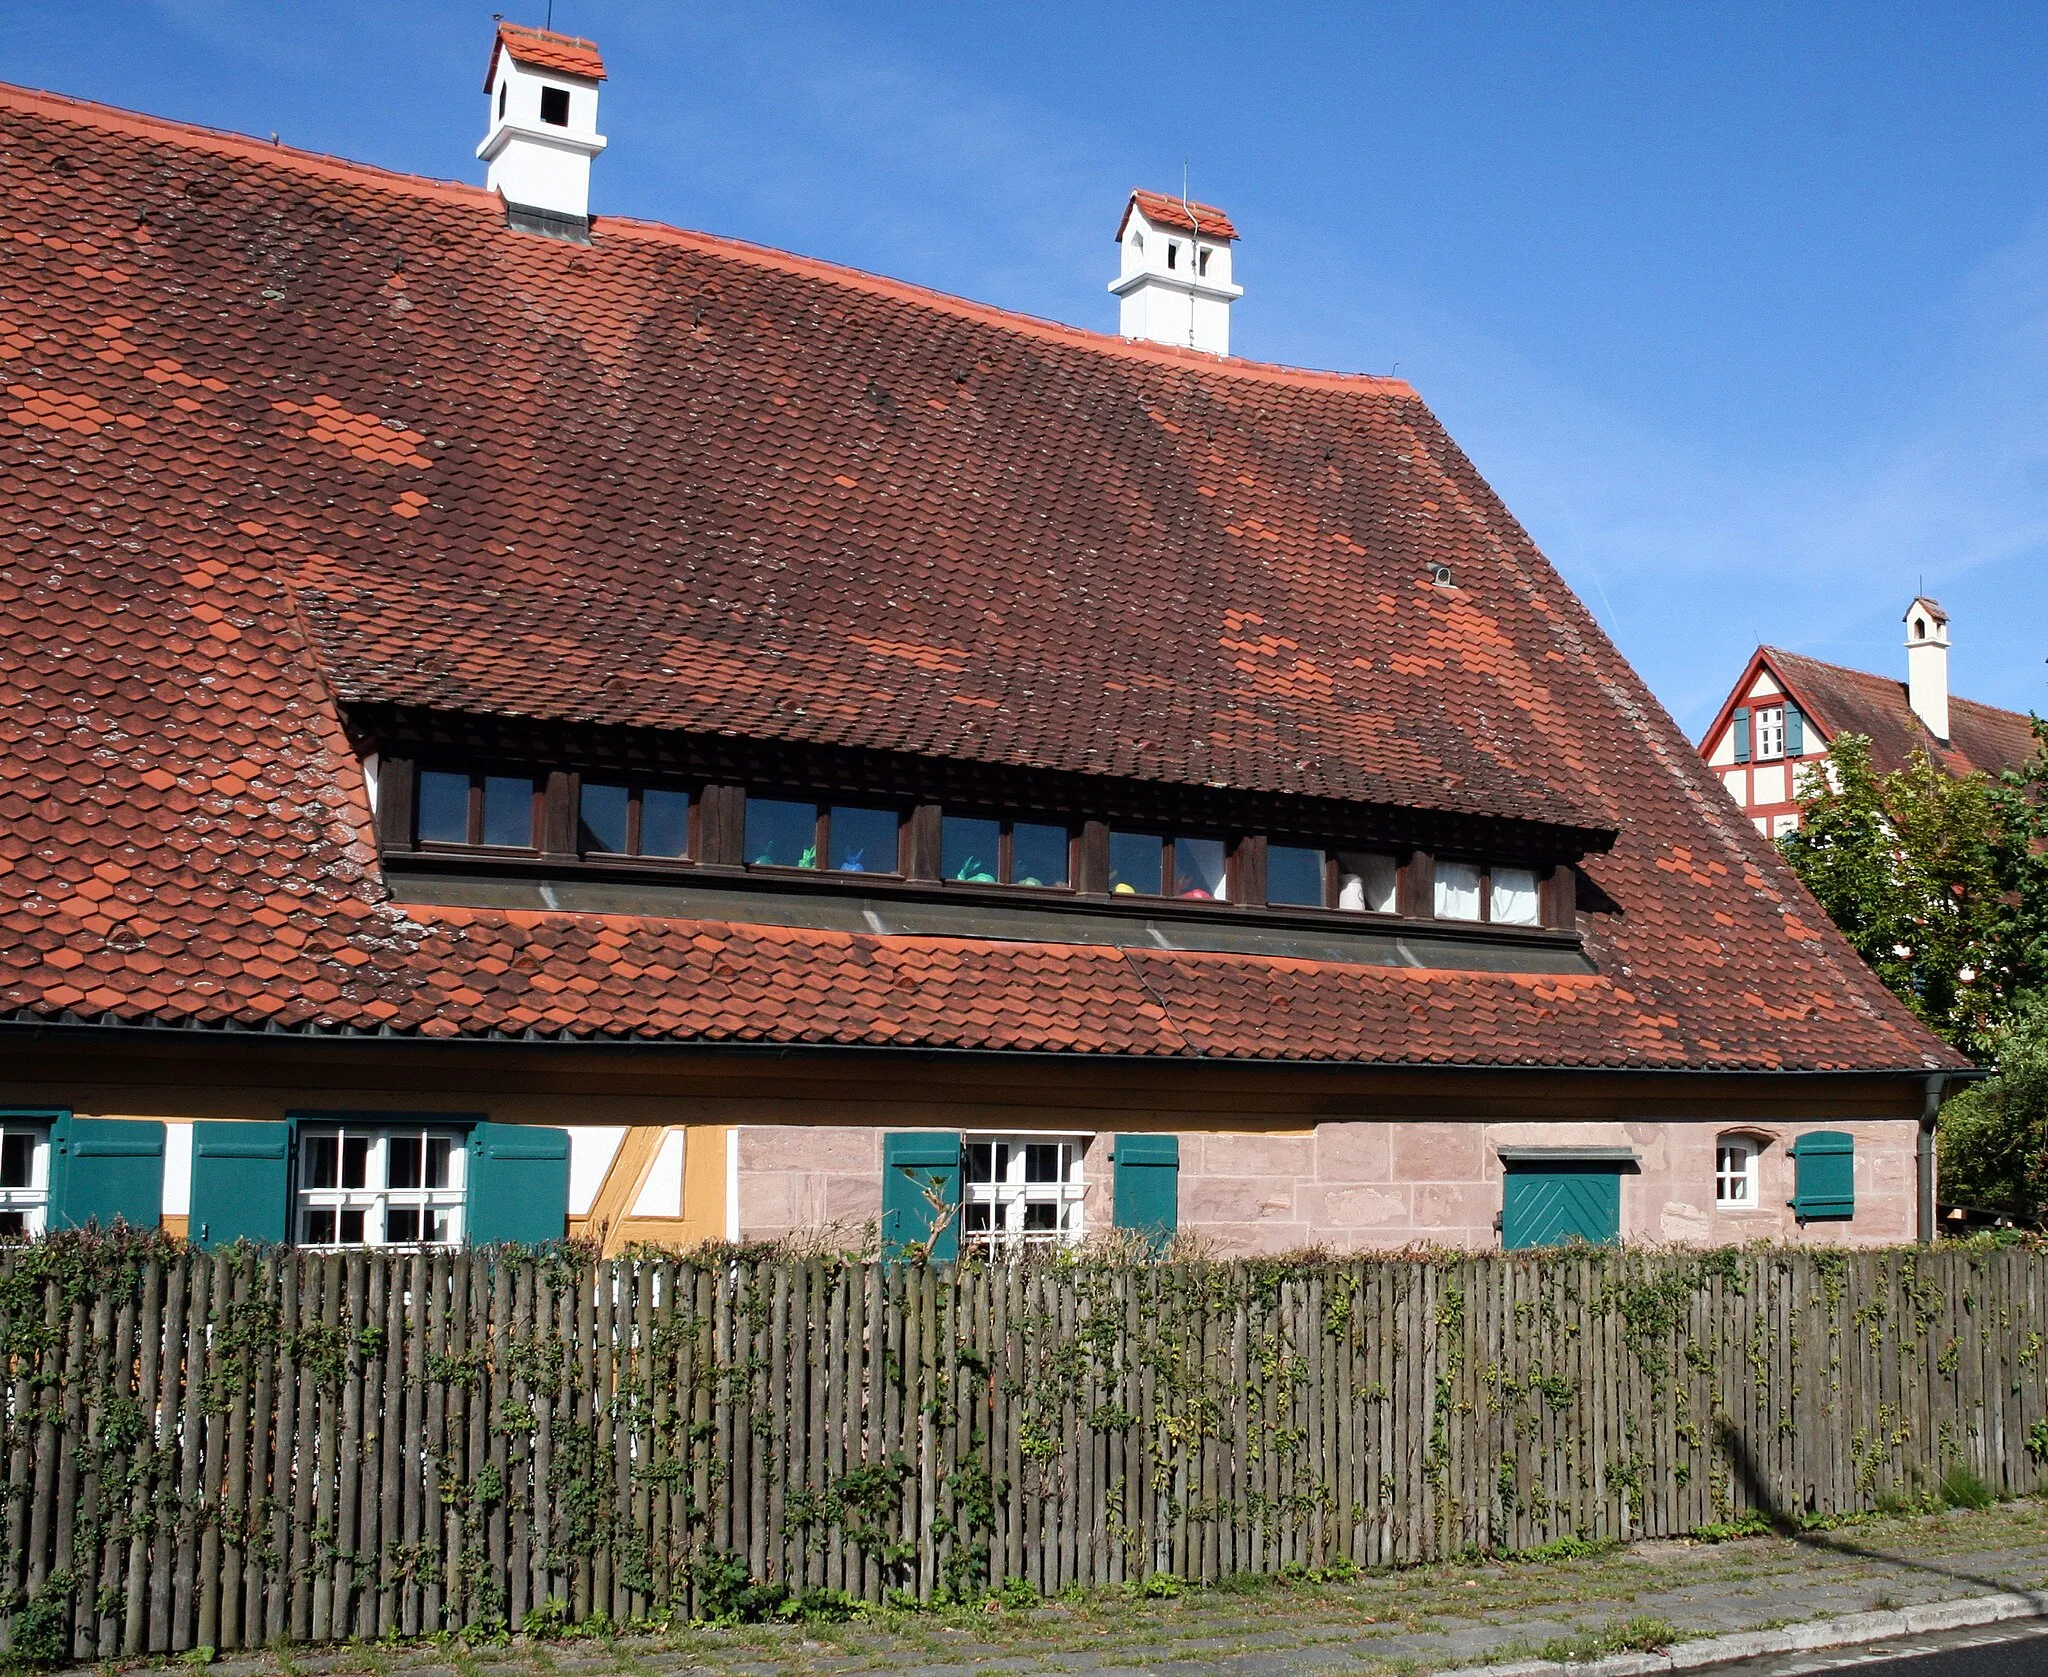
371;754;1580;933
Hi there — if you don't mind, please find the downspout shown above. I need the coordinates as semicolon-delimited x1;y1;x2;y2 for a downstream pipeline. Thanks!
1918;1073;1945;1245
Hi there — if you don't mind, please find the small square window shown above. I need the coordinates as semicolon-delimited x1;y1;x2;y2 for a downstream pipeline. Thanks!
1434;861;1483;921
579;782;630;853
1267;845;1325;907
746;799;818;868
539;86;570;127
1490;866;1541;926
1716;1138;1760;1207
1172;836;1228;901
961;1134;1084;1253
1109;830;1164;896
417;771;470;844
943;816;1002;883
1755;706;1785;761
297;1126;465;1249
1336;853;1399;914
830;805;898;873
481;776;534;847
1011;823;1069;888
641;788;692;857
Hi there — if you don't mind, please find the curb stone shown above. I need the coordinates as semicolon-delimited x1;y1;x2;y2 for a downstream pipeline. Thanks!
1431;1587;2048;1677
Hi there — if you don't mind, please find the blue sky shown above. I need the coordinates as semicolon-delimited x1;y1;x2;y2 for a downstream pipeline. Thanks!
14;2;2048;738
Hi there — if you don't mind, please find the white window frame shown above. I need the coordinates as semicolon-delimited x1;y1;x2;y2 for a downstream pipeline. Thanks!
0;1123;51;1238
961;1135;1085;1253
1754;706;1785;761
1715;1136;1761;1209
296;1124;467;1249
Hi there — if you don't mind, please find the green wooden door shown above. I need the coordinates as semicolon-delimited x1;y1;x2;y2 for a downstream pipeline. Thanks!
466;1122;571;1246
1501;1161;1621;1249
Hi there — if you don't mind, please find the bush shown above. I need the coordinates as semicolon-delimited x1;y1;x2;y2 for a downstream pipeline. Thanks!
996;1577;1038;1610
1940;993;2048;1227
689;1549;790;1625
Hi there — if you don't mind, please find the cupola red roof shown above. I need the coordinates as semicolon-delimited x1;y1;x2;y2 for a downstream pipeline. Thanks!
483;21;607;90
1117;189;1239;242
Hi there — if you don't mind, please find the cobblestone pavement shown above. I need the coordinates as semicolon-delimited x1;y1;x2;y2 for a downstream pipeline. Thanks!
188;1501;2048;1677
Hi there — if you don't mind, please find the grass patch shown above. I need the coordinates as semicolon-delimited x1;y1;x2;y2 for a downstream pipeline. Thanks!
1941;1466;1996;1512
1509;1535;1622;1564
1534;1615;1678;1662
1692;1512;1774;1543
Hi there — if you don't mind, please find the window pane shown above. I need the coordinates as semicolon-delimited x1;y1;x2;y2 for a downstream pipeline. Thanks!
388;1135;423;1190
339;1208;366;1245
830;806;897;873
481;776;533;846
1434;860;1483;921
1491;866;1541;926
426;1208;454;1243
1109;831;1163;896
942;817;1001;883
1011;823;1069;888
386;1207;421;1244
0;1212;22;1237
579;782;629;853
304;1207;336;1244
1267;845;1325;907
1022;1202;1058;1232
425;1136;451;1189
0;1134;32;1191
1335;853;1399;914
746;798;817;868
341;1135;371;1190
641;788;691;858
1024;1143;1063;1183
965;1143;996;1185
964;1201;993;1234
1173;836;1228;901
417;771;469;843
303;1134;338;1190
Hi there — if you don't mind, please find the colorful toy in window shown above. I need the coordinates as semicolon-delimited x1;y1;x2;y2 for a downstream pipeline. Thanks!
952;855;997;884
839;848;867;872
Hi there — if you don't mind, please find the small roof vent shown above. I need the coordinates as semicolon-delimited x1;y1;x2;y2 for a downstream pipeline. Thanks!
478;22;608;241
1108;189;1243;355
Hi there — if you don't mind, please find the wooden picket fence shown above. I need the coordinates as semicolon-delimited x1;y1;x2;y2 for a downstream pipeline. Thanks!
0;1237;2043;1658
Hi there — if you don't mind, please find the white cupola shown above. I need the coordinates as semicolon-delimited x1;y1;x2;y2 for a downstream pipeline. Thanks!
478;22;608;239
1109;190;1243;356
1903;595;1951;742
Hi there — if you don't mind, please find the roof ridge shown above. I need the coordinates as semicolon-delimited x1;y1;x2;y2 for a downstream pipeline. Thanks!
0;80;491;209
1765;644;2034;725
0;79;1418;402
599;214;1414;394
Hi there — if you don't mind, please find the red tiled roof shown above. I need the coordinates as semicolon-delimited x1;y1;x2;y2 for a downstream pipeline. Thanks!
0;83;1964;1073
1762;648;2038;780
484;22;606;90
1118;189;1239;242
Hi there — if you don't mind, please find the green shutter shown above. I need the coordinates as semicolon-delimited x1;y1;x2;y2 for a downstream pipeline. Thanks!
1501;1162;1621;1249
48;1117;164;1232
882;1132;961;1261
190;1121;292;1248
466;1122;571;1246
1785;703;1804;756
1112;1133;1179;1250
1732;707;1752;764
1790;1131;1854;1221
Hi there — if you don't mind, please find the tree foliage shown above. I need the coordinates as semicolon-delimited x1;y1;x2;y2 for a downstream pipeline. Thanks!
1777;732;2009;1054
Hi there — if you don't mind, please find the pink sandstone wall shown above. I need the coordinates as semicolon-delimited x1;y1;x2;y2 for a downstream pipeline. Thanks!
736;1118;1921;1252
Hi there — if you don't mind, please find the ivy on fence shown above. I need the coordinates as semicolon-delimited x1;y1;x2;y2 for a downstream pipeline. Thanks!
0;1234;2039;1660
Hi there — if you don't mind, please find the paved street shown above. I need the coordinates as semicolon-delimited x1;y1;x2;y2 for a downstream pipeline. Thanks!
189;1499;2048;1677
